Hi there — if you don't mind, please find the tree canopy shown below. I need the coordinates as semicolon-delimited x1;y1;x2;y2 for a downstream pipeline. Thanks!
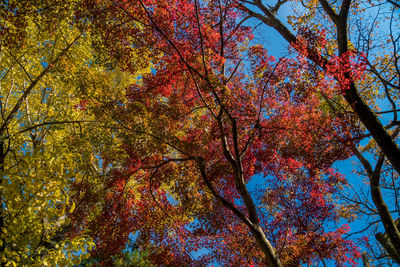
1;0;400;266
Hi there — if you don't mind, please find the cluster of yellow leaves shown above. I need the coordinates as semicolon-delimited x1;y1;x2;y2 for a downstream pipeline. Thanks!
0;1;110;265
0;0;156;264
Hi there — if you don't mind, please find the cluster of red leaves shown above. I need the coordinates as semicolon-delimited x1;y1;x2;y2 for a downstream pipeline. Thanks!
260;168;360;265
292;27;368;94
74;99;89;111
325;51;368;92
291;27;328;68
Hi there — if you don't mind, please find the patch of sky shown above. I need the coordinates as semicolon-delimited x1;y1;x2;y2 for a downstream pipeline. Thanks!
40;58;49;69
166;193;179;206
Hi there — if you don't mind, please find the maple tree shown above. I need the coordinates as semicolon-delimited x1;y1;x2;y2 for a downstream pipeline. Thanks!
238;0;400;265
68;0;365;265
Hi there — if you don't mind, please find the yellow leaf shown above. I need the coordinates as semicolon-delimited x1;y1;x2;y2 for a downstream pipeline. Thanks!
69;201;76;213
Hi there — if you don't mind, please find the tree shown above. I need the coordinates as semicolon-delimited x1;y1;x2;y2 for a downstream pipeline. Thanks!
238;0;400;264
0;1;117;265
0;0;155;265
70;0;363;265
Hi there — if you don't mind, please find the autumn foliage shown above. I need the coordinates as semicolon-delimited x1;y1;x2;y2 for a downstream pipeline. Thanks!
66;0;365;266
1;0;400;266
